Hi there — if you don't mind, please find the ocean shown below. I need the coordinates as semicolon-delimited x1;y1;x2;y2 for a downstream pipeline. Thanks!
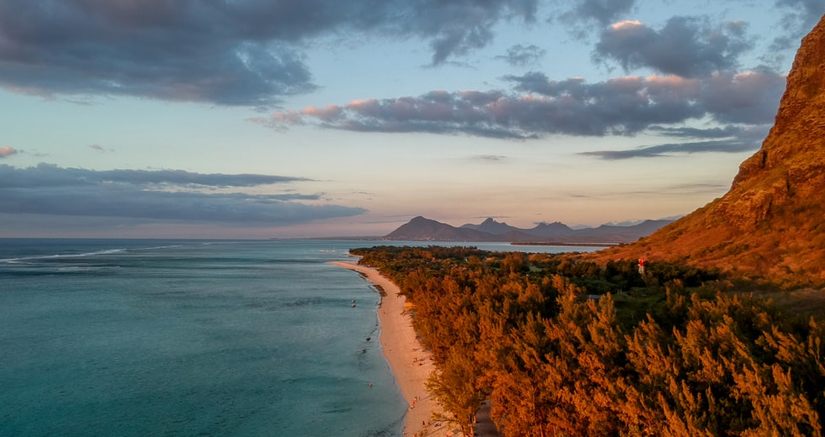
0;239;599;437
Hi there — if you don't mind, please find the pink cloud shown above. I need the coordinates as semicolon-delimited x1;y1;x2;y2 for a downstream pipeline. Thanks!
610;20;644;30
345;98;381;116
247;109;305;130
645;75;701;91
271;109;305;125
0;146;18;158
255;67;784;139
301;104;343;121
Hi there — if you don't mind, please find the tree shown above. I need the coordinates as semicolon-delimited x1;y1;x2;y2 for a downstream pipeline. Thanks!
426;347;485;436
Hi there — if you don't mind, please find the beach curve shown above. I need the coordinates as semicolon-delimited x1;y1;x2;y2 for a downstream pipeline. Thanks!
330;259;445;437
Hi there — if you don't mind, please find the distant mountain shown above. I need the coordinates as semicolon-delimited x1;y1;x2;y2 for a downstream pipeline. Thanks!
461;218;578;240
385;216;492;241
527;221;575;238
384;216;673;244
461;218;522;235
579;220;676;241
591;15;825;287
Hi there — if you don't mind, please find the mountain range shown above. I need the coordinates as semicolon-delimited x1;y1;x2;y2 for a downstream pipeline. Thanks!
384;14;825;287
383;216;674;244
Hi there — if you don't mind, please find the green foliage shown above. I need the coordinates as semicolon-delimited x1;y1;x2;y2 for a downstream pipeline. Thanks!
352;246;825;436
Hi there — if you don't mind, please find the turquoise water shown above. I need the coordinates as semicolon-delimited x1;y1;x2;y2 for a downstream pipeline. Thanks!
0;239;407;437
0;239;597;436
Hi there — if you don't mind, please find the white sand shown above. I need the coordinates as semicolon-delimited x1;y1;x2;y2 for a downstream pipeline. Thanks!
330;260;446;437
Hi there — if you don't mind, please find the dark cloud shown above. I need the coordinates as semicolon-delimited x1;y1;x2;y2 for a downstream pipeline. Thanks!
261;68;783;155
773;0;825;48
405;0;539;65
580;138;760;160
594;17;754;77
89;144;115;153
506;70;785;125
264;75;706;138
0;1;316;106
264;72;784;139
0;0;537;105
0;164;365;224
496;44;547;67
648;124;772;140
700;71;788;124
648;125;740;139
0;164;307;189
0;146;16;158
558;0;636;26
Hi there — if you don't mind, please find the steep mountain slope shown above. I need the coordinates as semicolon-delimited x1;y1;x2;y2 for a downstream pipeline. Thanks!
592;14;825;287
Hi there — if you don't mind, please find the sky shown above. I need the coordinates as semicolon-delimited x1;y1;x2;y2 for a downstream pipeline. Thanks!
1;0;824;239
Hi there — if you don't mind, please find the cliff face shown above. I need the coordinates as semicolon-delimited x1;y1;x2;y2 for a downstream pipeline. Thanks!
593;14;825;287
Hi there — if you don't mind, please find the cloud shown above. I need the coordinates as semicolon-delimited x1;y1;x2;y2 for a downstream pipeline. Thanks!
647;125;752;139
0;0;538;105
474;155;508;162
265;78;705;138
264;68;783;142
776;0;825;25
580;137;760;160
89;144;115;153
506;70;785;125
558;0;636;26
496;44;547;67
579;118;773;160
0;146;17;158
771;0;825;50
0;164;308;189
700;71;788;124
407;1;539;65
0;164;365;224
594;17;754;77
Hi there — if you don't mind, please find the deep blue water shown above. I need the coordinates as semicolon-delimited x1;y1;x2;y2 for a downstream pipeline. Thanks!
0;239;599;437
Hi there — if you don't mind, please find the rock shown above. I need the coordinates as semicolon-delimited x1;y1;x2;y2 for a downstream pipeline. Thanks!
591;13;825;287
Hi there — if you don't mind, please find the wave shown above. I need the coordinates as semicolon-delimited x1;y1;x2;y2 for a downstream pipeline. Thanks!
0;248;127;264
138;244;183;251
0;242;193;265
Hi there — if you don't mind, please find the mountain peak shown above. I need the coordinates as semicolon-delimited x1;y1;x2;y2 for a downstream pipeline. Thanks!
386;216;671;243
462;217;518;235
592;14;825;287
385;216;490;241
410;215;435;223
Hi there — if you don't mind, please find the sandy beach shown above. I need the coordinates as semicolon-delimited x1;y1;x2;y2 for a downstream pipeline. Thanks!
330;260;447;437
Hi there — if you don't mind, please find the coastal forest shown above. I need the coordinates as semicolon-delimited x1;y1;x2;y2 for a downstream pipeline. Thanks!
352;245;825;437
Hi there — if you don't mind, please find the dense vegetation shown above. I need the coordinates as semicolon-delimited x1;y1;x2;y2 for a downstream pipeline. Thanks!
351;246;825;437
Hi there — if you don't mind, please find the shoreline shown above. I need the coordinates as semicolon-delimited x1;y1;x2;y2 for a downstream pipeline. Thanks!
330;259;445;437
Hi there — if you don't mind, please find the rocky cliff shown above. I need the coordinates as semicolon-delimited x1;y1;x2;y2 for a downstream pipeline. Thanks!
592;14;825;287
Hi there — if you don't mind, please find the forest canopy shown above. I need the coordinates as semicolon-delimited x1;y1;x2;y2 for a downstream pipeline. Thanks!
352;246;825;437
